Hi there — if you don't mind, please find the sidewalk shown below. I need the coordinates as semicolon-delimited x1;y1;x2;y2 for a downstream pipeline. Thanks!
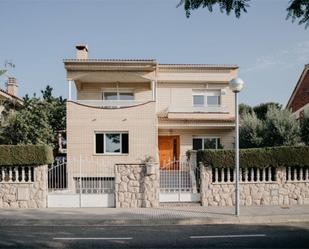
1;205;309;226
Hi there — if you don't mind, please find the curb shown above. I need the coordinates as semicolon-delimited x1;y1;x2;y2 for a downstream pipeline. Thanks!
1;214;309;226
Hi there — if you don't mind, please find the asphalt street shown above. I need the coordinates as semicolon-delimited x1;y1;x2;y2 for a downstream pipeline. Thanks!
0;223;308;249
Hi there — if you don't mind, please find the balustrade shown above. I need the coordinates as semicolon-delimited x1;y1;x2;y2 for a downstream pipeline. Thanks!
0;166;34;183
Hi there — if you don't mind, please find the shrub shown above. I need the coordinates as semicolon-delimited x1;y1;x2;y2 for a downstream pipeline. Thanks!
197;146;309;169
240;112;264;148
0;145;54;166
300;110;309;145
253;102;282;120
263;107;300;147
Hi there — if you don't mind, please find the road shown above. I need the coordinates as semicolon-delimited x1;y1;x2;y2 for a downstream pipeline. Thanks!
0;223;308;249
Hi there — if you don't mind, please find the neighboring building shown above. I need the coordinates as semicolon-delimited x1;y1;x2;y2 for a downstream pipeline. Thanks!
286;64;309;119
0;77;23;125
64;45;237;173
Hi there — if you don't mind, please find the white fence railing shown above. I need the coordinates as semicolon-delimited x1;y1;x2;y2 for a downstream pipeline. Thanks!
286;167;309;182
48;156;115;194
168;105;228;113
48;158;67;190
211;167;276;184
0;166;34;183
76;100;143;108
160;160;200;193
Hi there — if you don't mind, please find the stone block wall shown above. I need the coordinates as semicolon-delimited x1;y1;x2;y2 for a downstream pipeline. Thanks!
200;166;309;207
115;163;159;208
0;165;48;208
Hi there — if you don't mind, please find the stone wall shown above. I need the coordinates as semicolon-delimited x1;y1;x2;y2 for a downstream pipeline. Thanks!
115;163;159;208
200;166;309;207
0;165;48;208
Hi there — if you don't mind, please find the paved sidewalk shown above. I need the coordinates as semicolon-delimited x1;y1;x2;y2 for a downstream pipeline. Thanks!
1;205;309;226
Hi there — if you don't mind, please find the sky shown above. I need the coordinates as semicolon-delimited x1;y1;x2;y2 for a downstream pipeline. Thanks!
0;0;308;106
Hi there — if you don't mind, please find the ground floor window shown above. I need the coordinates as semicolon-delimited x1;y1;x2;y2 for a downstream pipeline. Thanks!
192;137;221;150
75;177;115;194
95;132;129;154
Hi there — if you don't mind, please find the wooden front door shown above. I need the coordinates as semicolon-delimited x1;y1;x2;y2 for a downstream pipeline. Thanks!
158;136;180;169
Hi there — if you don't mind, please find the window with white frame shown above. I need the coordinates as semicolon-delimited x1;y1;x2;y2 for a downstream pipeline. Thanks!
95;132;129;154
192;90;221;106
192;137;221;150
103;90;134;101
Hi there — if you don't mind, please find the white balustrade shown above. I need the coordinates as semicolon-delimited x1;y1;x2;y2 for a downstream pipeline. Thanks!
286;167;309;182
0;166;34;183
212;167;277;184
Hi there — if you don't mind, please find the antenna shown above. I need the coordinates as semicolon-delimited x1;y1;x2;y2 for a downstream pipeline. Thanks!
4;59;15;69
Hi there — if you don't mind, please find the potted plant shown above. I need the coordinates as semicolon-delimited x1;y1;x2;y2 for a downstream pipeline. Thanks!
142;155;157;175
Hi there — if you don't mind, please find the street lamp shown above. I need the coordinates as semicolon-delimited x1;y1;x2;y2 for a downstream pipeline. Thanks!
229;77;244;216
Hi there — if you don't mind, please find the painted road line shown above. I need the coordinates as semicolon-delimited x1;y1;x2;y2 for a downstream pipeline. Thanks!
190;234;266;239
53;237;133;240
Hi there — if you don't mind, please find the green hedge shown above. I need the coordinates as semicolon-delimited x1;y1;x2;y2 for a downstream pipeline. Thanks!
0;145;54;166
197;146;309;169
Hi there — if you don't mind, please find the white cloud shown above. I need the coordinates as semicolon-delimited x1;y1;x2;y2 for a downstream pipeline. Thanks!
243;41;309;72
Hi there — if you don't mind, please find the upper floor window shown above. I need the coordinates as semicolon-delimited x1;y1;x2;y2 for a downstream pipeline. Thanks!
95;132;129;155
103;90;134;101
192;90;221;106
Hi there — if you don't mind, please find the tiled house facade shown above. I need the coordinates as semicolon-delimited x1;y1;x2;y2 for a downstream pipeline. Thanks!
64;45;237;174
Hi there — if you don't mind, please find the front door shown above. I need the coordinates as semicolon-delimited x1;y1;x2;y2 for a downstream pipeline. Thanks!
158;136;180;169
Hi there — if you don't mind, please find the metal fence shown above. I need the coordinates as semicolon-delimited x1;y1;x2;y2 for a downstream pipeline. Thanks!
160;160;200;194
48;156;115;194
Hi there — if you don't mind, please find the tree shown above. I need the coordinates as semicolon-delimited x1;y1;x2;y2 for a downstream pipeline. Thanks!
1;98;53;145
300;110;309;145
253;102;282;120
239;103;253;117
263;106;300;147
0;86;66;150
178;0;309;28
239;112;264;148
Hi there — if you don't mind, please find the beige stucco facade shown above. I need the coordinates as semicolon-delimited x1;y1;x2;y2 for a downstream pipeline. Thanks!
64;54;237;180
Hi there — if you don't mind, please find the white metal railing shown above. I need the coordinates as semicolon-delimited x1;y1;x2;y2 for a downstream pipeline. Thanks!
76;100;143;108
48;156;115;194
0;166;34;183
160;160;200;193
48;157;67;190
212;167;276;184
286;167;309;182
168;105;228;113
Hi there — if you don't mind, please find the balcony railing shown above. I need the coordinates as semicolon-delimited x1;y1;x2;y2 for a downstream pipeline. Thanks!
76;100;144;108
168;105;228;113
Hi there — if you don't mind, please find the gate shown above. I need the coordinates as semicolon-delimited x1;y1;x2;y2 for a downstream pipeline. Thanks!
159;160;200;202
48;156;115;208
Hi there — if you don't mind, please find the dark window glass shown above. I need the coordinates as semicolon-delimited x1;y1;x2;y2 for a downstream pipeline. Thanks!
204;138;217;149
95;134;104;154
193;138;203;150
121;133;129;153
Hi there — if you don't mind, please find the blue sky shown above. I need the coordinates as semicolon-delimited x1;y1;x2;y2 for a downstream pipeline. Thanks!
0;0;308;106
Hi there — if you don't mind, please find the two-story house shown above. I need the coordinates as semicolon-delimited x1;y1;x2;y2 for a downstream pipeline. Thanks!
287;64;309;120
0;77;23;126
63;45;237;196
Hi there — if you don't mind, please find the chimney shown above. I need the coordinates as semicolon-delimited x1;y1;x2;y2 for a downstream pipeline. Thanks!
76;44;88;59
6;77;18;97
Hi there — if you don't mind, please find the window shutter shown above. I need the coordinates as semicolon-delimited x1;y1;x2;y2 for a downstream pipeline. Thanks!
95;134;104;154
122;133;129;154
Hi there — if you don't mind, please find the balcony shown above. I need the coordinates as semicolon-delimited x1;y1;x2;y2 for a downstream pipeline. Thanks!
76;100;145;108
168;105;228;113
